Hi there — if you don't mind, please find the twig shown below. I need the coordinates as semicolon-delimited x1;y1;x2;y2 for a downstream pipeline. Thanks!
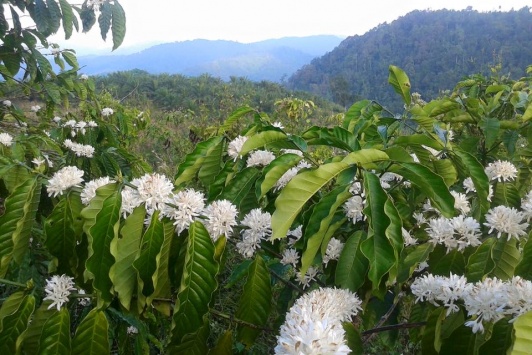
363;292;404;344
362;322;427;336
210;308;273;332
0;278;28;288
268;267;304;294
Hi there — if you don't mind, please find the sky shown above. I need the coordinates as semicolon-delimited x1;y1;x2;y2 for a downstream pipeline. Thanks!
51;0;532;55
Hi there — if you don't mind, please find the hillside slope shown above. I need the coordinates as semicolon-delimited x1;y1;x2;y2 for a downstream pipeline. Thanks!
288;8;532;109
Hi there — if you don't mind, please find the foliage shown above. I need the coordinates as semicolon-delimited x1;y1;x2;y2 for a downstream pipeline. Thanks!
288;7;532;110
1;2;532;354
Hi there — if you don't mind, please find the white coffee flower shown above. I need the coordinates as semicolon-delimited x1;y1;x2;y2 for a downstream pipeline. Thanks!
227;135;248;160
3;100;12;107
485;160;518;182
203;200;238;241
463;277;507;333
344;195;365;223
451;191;470;215
80;74;89;80
32;157;46;168
31;105;41;112
246;150;275;167
101;107;114;117
134;173;174;211
484;205;528;240
281;248;299;267
275;287;362;354
296;266;318;289
43;274;76;310
126;326;138;335
272;121;284;129
53;116;62;123
120;187;142;218
47;166;84;197
287;225;303;246
161;189;205;233
236;209;272;258
0;132;14;147
81;177;115;205
77;289;91;306
402;227;418;246
64;139;95;158
463;177;476;193
281;149;303;157
323;237;344;266
521;190;532;222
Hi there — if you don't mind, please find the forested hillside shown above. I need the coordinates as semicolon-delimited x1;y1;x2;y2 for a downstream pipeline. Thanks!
288;8;532;109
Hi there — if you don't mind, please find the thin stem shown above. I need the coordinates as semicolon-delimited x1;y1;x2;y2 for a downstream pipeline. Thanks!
210;308;273;332
268;267;304;294
363;293;404;344
0;278;28;288
362;322;427;336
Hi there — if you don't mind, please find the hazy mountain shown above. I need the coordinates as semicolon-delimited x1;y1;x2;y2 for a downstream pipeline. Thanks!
288;8;532;109
78;35;344;82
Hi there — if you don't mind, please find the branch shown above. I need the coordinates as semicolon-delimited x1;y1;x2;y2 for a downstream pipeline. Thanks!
362;321;427;336
210;308;273;332
362;292;404;344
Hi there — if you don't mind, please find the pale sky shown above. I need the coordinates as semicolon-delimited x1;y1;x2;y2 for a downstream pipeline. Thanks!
51;0;531;55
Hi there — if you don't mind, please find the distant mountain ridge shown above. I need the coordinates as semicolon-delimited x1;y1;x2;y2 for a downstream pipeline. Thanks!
79;35;344;82
288;8;532;109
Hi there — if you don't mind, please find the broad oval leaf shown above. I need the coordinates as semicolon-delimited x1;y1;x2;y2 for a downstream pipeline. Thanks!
174;136;224;186
72;309;110;355
388;65;411;106
240;130;288;156
335;231;368;292
511;310;532;355
256;153;301;198
235;255;272;347
0;292;35;353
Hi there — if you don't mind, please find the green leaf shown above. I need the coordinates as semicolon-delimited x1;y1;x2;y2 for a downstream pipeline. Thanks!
451;150;491;215
421;308;445;355
511;311;532;355
493;182;521;208
302;126;358;152
46;0;62;34
44;192;83;274
392;162;455;217
61;51;79;69
432;159;458;187
110;206;145;310
515;231;532;279
175;136;223;186
440;323;492;354
256;153;301;198
98;2;112;40
37;307;71;355
397;243;433;283
360;171;395;292
235;255;272;347
341;148;389;166
171;221;218;345
479;117;500;149
343;322;363;355
58;0;74;39
31;48;53;78
490;237;521;280
198;139;224;187
133;211;165;298
431;249;466;276
110;1;126;50
479;318;513;355
335;231;368;292
0;177;41;277
72;309;110;355
81;183;121;308
0;292;35;353
219;167;260;213
218;106;256;134
466;238;495;282
388;65;411;106
240;130;288;156
147;219;176;315
300;185;351;276
170;319;209;355
209;330;233;355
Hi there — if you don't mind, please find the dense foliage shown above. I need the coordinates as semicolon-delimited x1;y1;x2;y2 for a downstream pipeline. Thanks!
1;2;532;354
288;7;532;110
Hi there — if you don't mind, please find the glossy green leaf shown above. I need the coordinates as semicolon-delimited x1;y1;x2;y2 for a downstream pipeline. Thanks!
514;231;532;279
0;177;41;277
452;150;491;215
479;117;500;148
240;130;288;156
110;205;145;310
72;309;110;355
256;153;301;198
44;192;83;274
218;106;256;134
343;322;363;355
198;138;224;187
98;2;112;40
490;237;521;280
170;319;209;355
209;330;233;355
175;136;223;186
511;311;532;355
466;238;495;282
341;148;389;166
431;249;466;276
58;0;74;38
300;185;351;276
479;318;513;355
493;181;521;208
111;1;126;50
388;65;411;106
360;171;395;291
397;243;433;283
219;167;259;213
133;211;165;298
393;162;455;217
0;292;35;353
432;159;458;187
171;221;218;345
82;183;121;307
440;323;492;355
421;308;445;355
35;307;71;355
236;255;272;347
335;231;368;292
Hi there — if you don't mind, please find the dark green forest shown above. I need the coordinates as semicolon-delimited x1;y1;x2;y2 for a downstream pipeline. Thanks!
288;8;532;109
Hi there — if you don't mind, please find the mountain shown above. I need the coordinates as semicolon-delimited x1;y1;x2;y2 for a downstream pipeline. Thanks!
78;35;344;82
287;8;532;109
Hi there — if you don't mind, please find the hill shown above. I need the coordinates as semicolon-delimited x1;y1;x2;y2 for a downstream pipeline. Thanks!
78;35;344;82
287;8;532;109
